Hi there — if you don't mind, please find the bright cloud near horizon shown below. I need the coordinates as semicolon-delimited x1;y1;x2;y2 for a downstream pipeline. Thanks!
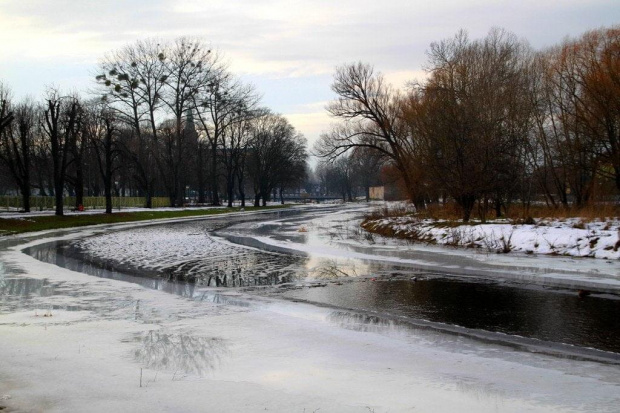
1;0;619;152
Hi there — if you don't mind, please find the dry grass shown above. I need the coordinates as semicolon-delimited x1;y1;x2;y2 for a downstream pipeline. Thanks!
416;203;463;221
376;202;620;223
507;203;620;222
364;203;416;220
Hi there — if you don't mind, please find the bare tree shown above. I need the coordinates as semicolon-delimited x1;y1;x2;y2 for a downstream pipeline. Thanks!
96;39;167;208
573;27;620;194
42;91;83;216
84;101;123;213
315;63;423;206
246;112;307;206
160;38;214;206
191;64;235;206
322;155;357;201
0;97;36;212
412;29;532;221
350;146;384;201
198;78;258;207
0;83;13;137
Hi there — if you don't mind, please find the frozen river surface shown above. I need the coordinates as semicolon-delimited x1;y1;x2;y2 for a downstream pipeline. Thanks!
51;205;620;355
1;205;620;412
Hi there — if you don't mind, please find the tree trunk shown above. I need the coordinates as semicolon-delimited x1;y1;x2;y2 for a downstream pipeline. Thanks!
210;141;220;206
104;135;113;214
227;175;234;208
495;198;502;218
74;167;84;210
104;180;112;214
237;174;246;208
22;132;31;213
458;194;476;223
54;180;63;216
21;184;30;213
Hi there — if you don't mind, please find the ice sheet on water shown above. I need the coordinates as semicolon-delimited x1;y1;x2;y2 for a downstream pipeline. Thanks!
74;221;308;286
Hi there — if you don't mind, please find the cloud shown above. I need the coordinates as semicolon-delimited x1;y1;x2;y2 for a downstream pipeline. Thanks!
383;70;429;89
284;105;333;147
2;0;618;80
1;0;619;142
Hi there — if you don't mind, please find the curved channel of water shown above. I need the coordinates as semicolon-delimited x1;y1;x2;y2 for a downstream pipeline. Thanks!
18;207;620;358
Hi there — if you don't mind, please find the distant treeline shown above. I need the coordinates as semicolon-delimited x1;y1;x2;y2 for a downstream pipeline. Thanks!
0;38;307;215
317;26;620;221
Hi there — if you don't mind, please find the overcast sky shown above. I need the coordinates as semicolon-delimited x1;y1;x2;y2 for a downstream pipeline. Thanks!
1;0;619;148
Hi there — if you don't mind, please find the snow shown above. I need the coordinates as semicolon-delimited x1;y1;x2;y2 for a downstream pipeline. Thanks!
1;208;620;411
364;216;620;259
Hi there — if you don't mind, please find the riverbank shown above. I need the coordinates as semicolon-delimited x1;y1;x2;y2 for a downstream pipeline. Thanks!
2;217;620;412
0;205;288;235
362;214;620;260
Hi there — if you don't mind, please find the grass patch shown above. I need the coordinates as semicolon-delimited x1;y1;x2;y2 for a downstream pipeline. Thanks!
0;205;289;235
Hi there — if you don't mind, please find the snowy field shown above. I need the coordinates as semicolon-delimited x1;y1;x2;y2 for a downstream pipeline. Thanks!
363;215;620;260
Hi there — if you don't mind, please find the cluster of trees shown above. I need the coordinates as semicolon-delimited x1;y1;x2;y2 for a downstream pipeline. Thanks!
0;38;307;215
317;26;620;221
315;147;384;202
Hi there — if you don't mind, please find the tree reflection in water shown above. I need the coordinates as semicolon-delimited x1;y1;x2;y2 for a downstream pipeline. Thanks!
134;331;229;376
327;311;399;333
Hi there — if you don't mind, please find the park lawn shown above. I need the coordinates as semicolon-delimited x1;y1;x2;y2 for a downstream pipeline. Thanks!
0;205;288;235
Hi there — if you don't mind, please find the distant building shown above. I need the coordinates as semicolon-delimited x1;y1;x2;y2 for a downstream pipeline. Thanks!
369;186;385;200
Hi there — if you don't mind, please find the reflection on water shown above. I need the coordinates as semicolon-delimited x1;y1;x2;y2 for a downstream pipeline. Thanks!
284;279;620;354
328;311;400;333
167;252;303;287
26;243;201;297
0;276;53;313
450;375;508;404
133;330;229;375
20;243;258;314
192;291;251;307
0;277;54;298
305;257;365;280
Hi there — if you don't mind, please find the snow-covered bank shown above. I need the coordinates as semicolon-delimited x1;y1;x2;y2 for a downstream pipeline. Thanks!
2;236;620;412
363;216;620;260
